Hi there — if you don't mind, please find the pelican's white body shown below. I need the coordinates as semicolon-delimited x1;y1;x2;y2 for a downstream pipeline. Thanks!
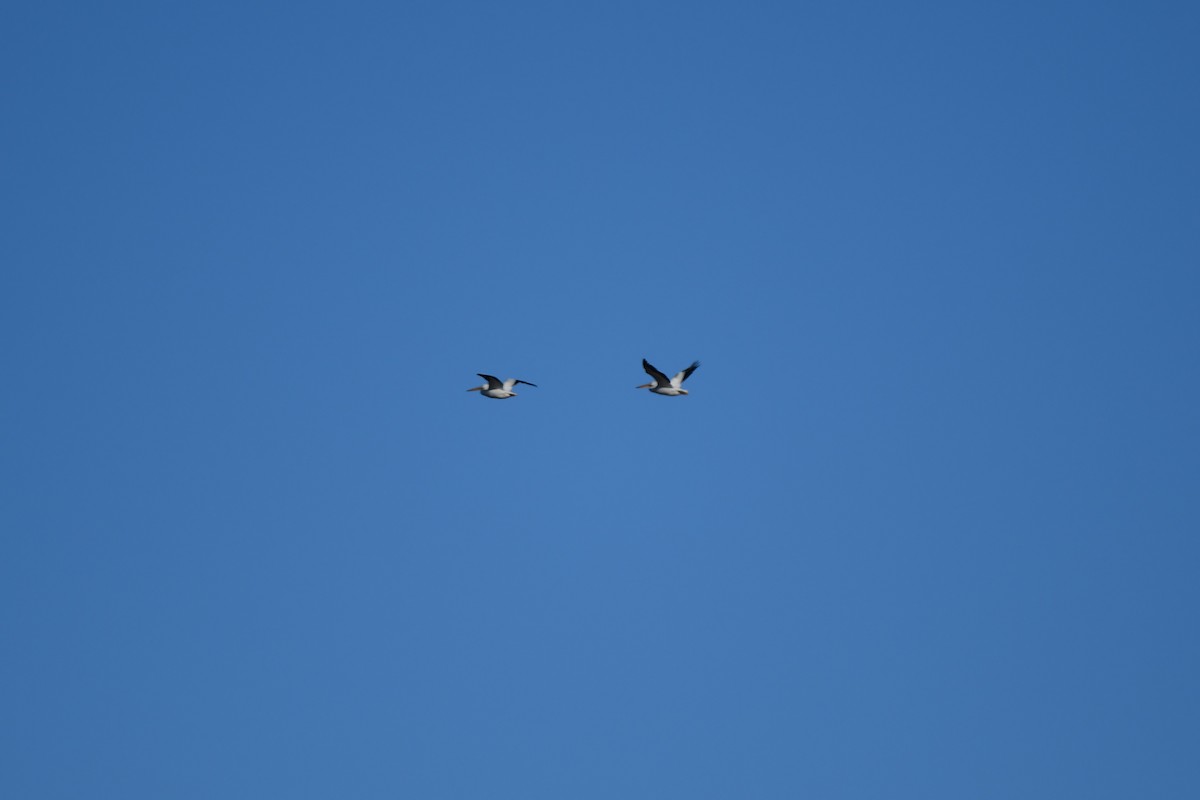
649;385;688;396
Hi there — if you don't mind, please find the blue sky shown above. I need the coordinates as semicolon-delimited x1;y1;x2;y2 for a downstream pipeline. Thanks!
3;1;1199;797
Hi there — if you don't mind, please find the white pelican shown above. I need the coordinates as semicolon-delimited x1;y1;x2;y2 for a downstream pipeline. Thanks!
637;358;700;396
467;373;537;399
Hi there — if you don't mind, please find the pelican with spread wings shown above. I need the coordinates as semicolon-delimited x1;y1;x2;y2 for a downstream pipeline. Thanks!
467;374;537;399
637;358;700;396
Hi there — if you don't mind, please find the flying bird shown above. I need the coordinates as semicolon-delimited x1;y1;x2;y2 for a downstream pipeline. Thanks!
467;373;537;399
637;358;700;396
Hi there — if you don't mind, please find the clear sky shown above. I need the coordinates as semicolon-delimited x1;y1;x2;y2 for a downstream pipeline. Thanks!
3;1;1199;797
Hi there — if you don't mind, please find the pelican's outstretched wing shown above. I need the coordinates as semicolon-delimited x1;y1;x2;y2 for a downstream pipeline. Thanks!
672;361;701;387
642;359;671;388
512;379;537;388
477;374;504;390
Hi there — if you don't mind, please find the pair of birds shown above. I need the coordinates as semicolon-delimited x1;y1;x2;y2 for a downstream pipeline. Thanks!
468;358;701;399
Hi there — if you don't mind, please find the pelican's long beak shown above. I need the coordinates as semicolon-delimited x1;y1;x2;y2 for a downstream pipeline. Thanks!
467;386;483;392
679;389;689;395
636;383;653;389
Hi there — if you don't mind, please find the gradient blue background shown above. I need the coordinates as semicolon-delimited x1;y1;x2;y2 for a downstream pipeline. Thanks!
3;2;1198;797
